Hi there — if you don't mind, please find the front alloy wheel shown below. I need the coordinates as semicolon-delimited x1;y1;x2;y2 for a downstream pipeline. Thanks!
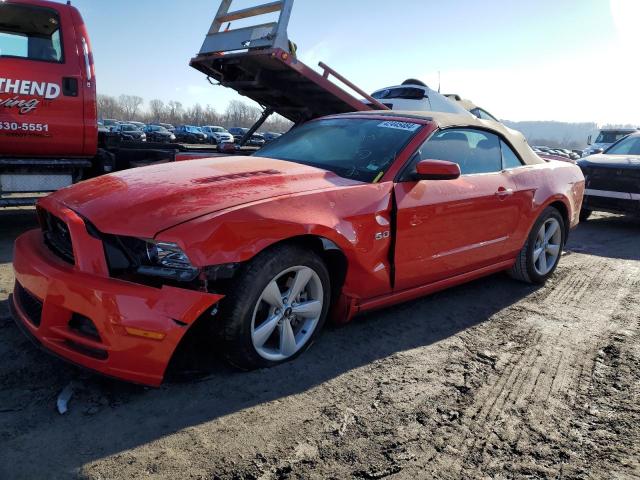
218;244;331;370
251;266;323;361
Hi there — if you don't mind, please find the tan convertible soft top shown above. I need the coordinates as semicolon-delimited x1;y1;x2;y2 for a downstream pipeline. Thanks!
349;110;545;166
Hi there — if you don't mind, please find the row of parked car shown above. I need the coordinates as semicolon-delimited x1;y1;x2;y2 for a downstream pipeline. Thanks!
532;146;582;162
98;119;283;146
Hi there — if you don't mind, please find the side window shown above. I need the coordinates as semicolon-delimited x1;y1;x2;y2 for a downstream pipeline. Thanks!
0;5;64;63
500;140;523;169
417;128;502;175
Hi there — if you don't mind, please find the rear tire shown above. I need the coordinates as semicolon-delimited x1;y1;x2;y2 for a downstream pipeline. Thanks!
510;207;565;284
219;244;331;370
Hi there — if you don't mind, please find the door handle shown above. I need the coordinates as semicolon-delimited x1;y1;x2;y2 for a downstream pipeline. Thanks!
495;187;514;199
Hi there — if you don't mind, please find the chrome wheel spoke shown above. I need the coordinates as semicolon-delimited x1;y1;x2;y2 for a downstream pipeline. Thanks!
533;247;544;263
288;268;312;301
546;244;560;257
262;281;284;309
537;251;548;273
252;313;281;348
544;221;559;242
292;300;322;318
279;319;297;357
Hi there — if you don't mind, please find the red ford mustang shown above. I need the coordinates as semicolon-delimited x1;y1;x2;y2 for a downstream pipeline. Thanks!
11;112;585;386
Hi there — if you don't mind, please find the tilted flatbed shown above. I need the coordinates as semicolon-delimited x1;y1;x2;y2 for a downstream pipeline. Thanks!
190;0;388;138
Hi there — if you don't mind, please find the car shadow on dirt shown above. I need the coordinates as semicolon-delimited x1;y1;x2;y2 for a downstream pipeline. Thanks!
0;266;540;475
565;213;640;261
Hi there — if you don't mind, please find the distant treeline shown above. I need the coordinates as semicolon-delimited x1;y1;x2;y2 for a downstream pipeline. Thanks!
98;94;636;146
97;94;293;132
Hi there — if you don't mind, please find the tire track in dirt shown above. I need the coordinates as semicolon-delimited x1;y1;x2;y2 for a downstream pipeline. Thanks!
451;251;640;477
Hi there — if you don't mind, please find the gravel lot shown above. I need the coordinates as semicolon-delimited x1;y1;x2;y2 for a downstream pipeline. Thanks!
0;209;638;479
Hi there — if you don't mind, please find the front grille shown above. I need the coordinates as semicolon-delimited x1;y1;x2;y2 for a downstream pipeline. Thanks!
583;166;640;194
15;281;43;327
38;207;75;264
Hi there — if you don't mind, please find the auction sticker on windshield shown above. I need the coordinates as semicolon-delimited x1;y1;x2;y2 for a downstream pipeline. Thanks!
377;121;421;131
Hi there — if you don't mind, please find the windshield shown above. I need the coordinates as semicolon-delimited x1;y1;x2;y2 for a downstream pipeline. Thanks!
605;135;640;155
372;87;425;100
254;118;422;183
0;4;63;62
595;131;634;144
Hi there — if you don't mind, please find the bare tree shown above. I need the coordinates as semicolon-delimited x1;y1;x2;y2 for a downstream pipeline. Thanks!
224;99;261;127
97;92;292;132
166;101;183;125
148;99;166;122
97;94;122;120
118;94;144;119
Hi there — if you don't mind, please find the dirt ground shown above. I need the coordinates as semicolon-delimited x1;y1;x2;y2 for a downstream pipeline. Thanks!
0;209;638;480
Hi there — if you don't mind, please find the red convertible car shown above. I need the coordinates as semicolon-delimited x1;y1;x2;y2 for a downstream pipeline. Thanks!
11;111;585;386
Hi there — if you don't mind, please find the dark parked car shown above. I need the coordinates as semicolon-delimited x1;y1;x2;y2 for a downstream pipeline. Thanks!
150;123;176;133
174;125;207;144
578;132;640;220
262;132;282;143
128;121;146;131
144;125;176;143
113;123;147;142
228;127;266;146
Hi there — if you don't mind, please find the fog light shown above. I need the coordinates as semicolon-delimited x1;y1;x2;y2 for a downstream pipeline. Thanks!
68;314;101;341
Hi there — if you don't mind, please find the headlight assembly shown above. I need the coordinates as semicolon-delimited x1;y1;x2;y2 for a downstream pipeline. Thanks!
100;232;200;283
138;240;199;281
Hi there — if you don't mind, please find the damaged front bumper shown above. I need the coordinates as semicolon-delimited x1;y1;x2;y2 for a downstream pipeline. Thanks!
10;201;222;386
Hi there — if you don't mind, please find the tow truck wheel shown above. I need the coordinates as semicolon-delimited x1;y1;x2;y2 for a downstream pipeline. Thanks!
219;245;331;370
510;207;565;284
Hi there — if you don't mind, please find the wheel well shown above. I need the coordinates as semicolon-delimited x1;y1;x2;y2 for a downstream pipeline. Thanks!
262;235;349;302
548;200;570;244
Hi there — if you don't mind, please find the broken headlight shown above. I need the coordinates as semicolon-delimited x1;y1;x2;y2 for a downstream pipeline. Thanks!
137;240;199;282
100;233;199;283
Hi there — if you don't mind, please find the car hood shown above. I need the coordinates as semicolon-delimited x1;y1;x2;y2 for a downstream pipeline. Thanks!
578;153;640;170
51;156;359;238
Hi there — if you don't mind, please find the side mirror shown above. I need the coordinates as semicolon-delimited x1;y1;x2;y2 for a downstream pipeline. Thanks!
587;135;592;145
414;159;461;180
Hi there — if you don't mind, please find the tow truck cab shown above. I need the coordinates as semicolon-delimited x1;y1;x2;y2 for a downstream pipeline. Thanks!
0;0;97;157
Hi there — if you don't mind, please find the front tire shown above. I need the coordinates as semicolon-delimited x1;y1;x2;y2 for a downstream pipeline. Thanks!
219;245;331;370
510;207;565;284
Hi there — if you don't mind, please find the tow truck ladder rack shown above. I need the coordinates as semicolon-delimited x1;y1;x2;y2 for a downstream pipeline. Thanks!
191;0;388;144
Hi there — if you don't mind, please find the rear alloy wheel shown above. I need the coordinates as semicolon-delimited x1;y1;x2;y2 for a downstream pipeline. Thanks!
532;217;562;276
219;245;330;369
510;207;565;284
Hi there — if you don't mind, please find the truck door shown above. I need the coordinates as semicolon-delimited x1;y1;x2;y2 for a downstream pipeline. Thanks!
0;2;85;157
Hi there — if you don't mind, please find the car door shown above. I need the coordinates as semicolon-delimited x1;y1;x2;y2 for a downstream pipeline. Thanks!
394;128;522;290
0;2;85;156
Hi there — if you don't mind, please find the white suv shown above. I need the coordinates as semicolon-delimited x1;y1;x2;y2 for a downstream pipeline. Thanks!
201;126;234;145
369;79;472;116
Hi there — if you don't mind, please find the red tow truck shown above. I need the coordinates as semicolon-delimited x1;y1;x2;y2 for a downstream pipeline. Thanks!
0;0;386;207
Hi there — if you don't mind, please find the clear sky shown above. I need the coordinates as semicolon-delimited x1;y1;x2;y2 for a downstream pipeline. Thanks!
67;0;638;125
